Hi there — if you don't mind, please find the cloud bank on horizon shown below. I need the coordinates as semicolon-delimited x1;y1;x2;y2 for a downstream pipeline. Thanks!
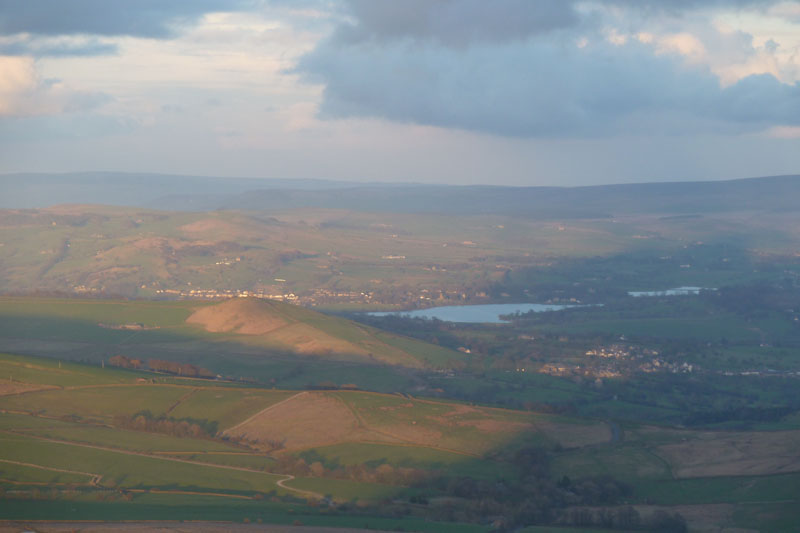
0;0;799;185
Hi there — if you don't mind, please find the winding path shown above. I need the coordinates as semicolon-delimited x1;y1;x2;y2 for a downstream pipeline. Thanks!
276;474;323;499
0;458;101;486
0;429;320;499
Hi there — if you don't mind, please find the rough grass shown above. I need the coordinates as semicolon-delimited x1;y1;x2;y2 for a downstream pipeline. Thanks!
0;297;196;327
632;471;800;505
20;424;242;454
0;353;141;387
0;493;490;532
186;298;288;335
337;392;610;454
224;392;392;451
0;412;82;431
552;445;672;482
167;388;294;430
165;452;275;471
733;501;800;532
223;390;610;456
282;476;401;501
0;459;92;485
301;442;515;480
0;385;188;421
656;429;800;478
0;378;55;396
0;433;288;494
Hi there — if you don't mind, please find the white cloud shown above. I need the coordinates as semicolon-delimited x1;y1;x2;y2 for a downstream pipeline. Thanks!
765;125;800;138
0;55;109;117
654;32;707;61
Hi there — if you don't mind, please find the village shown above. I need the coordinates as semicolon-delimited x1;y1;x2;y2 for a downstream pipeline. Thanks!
142;285;480;308
538;343;696;380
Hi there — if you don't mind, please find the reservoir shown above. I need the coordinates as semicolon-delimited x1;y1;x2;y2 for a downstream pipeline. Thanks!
366;287;712;323
368;302;578;324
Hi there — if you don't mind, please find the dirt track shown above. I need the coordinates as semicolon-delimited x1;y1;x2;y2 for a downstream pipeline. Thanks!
0;430;319;499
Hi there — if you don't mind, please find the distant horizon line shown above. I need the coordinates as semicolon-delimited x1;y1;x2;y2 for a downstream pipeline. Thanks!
1;169;799;190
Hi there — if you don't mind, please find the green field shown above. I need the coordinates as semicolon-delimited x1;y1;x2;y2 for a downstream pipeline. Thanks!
552;445;672;483
301;442;515;479
0;385;188;421
0;317;799;532
0;296;463;373
283;476;402;501
0;433;288;494
0;459;91;485
168;388;294;429
632;472;800;505
0;494;490;532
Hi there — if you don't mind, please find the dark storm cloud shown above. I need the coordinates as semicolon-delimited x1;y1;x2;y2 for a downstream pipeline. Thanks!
295;0;799;138
0;0;253;38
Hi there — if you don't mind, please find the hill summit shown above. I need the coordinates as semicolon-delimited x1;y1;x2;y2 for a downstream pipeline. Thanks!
186;298;458;368
186;298;288;335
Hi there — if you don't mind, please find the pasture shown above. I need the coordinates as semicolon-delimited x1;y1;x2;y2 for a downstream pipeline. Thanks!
0;433;288;495
0;351;798;531
300;442;515;480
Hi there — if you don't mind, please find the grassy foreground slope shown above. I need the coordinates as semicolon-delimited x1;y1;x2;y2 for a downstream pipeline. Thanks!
0;351;618;530
0;352;799;531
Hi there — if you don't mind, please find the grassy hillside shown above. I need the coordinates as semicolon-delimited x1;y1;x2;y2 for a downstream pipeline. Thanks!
0;296;461;370
185;298;459;367
1;351;799;530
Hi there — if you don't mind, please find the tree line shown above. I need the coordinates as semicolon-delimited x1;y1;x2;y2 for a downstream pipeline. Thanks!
109;355;215;378
113;410;218;439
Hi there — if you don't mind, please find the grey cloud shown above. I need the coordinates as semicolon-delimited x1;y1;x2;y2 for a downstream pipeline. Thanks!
297;36;800;138
58;89;114;114
334;0;579;46
331;0;782;48
607;0;780;11
0;113;136;142
294;0;799;138
0;0;253;38
715;74;800;124
0;37;117;56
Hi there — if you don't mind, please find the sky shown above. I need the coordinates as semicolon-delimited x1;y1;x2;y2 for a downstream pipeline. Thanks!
0;0;799;186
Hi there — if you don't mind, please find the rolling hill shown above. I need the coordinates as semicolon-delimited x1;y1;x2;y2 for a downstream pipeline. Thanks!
184;297;460;368
2;351;799;531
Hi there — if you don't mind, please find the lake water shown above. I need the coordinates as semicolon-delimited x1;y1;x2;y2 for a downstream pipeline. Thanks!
628;286;712;297
366;287;712;323
368;303;579;324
